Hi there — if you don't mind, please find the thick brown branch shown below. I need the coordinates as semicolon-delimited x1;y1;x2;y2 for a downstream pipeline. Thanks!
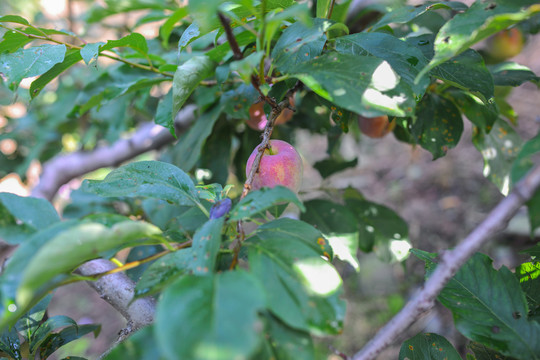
31;105;196;201
353;163;540;360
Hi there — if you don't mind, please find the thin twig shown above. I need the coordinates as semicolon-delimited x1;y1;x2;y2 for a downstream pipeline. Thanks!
217;12;244;60
327;0;337;19
352;163;540;360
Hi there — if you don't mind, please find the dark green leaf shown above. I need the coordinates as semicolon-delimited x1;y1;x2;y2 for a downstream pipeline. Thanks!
30;315;77;353
200;120;233;185
103;326;163;360
345;198;410;263
160;7;188;47
335;32;430;96
411;92;464;160
417;1;540;81
272;18;327;73
399;332;461;360
288;53;416;117
125;245;163;282
100;32;148;54
134;249;192;299
230;186;305;221
468;342;517;360
511;132;540;232
171;104;223;172
0;44;66;88
39;324;100;359
300;199;359;270
178;22;201;54
421;253;540;359
259;313;315;360
15;294;52;343
154;89;174;135
246;221;344;334
207;30;257;63
490;62;540;87
313;158;358;178
450;90;498;132
189;218;224;275
433;49;494;103
30;49;82;98
155;271;266;360
220;84;259;120
172;55;217;120
82;161;200;207
473;119;523;195
17;221;162;310
0;326;21;360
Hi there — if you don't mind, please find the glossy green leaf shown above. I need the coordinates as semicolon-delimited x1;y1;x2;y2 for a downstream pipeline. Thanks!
0;325;21;360
473;119;523;195
421;252;540;359
160;7;188;47
30;49;83;98
433;49;494;103
0;30;33;53
515;262;540;321
103;326;163;360
82;161;200;206
300;199;358;270
29;315;77;353
0;193;60;245
155;271;266;360
134;249;192;299
288;53;416;117
369;2;468;30
258;313;315;360
335;32;430;96
0;15;31;25
0;44;66;88
100;32;148;54
172;55;217;120
489;62;540;87
412;92;464;160
178;22;201;54
154;89;174;135
417;1;540;81
345;198;410;263
272;18;327;73
171;103;223;172
229;186;305;221
17;221;162;309
450;90;498;132
15;294;52;343
511;132;540;233
39;324;100;359
246;221;344;334
188;218;224;275
399;333;461;360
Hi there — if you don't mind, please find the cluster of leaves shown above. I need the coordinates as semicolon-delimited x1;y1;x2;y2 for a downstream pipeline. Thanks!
1;0;540;359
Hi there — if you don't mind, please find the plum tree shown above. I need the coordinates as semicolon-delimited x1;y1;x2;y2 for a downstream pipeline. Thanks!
358;115;396;138
246;139;303;192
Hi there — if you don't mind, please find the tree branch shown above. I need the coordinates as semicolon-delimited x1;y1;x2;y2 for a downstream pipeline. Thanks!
353;163;540;360
31;105;197;201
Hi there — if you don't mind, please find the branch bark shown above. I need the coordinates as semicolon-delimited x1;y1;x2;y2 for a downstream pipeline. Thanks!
31;105;196;201
353;163;540;360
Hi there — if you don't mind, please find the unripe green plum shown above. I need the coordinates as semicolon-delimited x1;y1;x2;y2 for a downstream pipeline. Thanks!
487;28;524;62
358;115;396;138
246;139;303;192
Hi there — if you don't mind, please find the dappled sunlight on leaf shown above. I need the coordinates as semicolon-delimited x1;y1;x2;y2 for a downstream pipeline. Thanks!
293;257;342;296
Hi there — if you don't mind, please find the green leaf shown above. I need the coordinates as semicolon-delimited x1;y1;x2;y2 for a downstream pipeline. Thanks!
489;62;540;87
0;193;60;244
0;15;31;26
399;333;461;360
220;84;259;120
160;7;188;47
316;0;332;18
16;294;52;343
345;198;410;263
134;249;192;299
0;44;66;89
515;262;540;320
335;32;430;96
258;313;315;360
411;92;464;160
80;42;105;67
433;49;494;103
81;161;200;207
171;103;223;172
370;2;468;30
154;89;174;135
271;18;327;73
207;30;257;63
100;32;148;54
421;252;540;359
450;90;498;132
473;118;523;195
229;186;305;221
29;315;77;354
17;221;162;310
417;1;540;82
188;218;224;275
313;157;358;178
103;326;163;360
155;271;266;360
178;22;201;54
468;342;516;360
29;49;82;98
300;199;359;270
39;324;100;359
246;220;345;334
0;30;33;54
172;55;217;120
288;53;416;117
0;326;21;360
